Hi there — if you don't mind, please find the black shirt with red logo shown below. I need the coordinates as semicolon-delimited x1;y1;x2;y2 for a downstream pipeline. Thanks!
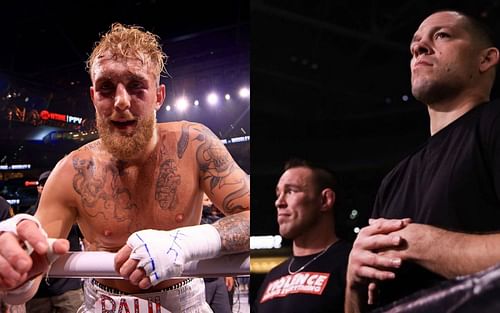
254;239;351;313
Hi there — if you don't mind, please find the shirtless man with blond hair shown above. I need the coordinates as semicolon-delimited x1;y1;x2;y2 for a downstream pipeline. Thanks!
0;23;249;313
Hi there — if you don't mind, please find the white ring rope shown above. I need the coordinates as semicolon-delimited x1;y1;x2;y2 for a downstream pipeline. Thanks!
48;251;250;278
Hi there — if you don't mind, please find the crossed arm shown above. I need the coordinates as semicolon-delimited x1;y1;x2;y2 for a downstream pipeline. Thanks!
345;218;500;313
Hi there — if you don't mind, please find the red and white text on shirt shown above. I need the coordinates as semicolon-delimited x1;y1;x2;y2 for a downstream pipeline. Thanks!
260;272;330;303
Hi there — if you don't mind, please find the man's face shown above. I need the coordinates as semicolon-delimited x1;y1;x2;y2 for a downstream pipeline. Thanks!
410;11;481;104
90;53;164;160
275;167;322;239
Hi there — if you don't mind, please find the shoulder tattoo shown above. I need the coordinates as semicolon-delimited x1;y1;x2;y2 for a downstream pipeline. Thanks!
194;124;248;214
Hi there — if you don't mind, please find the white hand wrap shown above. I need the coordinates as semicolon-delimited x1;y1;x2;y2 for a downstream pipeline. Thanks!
0;214;48;304
0;214;48;254
126;224;222;286
2;279;35;304
0;213;46;236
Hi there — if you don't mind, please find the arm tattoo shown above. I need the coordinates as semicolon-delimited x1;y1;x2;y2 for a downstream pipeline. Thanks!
222;177;249;214
177;123;195;159
212;213;250;253
175;122;249;213
187;123;248;213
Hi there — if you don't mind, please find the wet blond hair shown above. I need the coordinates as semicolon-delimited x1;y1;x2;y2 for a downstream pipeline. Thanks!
86;22;167;83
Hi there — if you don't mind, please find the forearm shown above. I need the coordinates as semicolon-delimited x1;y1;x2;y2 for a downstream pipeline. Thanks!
345;287;367;313
212;211;249;253
404;224;500;278
121;211;250;286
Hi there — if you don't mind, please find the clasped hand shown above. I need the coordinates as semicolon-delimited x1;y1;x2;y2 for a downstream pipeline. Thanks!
346;218;411;304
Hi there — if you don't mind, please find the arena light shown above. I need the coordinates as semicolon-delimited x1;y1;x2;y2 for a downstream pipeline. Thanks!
175;97;189;112
238;87;250;98
250;235;282;250
225;93;231;101
206;92;219;106
194;99;200;106
165;105;171;111
0;164;31;170
221;136;250;144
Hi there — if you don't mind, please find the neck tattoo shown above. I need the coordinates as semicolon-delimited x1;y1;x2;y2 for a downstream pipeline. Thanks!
287;241;335;275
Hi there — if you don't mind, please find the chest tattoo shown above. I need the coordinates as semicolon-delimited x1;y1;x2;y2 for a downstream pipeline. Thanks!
72;157;137;222
155;158;181;210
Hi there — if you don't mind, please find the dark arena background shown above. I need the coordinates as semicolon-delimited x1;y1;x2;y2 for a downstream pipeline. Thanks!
251;0;500;311
0;0;249;311
4;0;500;311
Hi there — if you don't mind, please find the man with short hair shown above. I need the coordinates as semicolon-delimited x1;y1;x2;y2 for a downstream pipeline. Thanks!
345;10;500;312
254;158;352;313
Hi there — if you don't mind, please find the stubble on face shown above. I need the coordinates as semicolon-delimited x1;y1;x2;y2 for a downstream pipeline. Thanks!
410;12;479;107
97;111;156;161
278;205;321;240
276;168;322;240
411;72;466;106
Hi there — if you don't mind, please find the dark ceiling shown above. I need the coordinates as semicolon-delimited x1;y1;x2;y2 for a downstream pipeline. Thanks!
0;0;249;117
251;0;500;239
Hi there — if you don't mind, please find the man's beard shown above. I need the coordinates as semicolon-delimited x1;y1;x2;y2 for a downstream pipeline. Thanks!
96;112;156;161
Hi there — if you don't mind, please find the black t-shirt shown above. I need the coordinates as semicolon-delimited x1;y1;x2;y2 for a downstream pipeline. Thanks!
254;239;352;313
372;100;500;307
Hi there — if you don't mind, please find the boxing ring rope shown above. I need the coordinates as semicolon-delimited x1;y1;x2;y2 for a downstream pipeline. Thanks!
48;251;250;279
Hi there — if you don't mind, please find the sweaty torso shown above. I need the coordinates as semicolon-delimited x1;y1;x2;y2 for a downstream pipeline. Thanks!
68;122;203;292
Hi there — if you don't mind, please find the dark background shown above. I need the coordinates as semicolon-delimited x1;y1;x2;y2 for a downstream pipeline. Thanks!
3;0;500;309
0;0;249;212
251;0;500;239
250;0;500;304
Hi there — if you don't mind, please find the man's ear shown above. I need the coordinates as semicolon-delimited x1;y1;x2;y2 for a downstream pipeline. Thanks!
320;188;335;212
90;87;96;108
479;47;500;73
